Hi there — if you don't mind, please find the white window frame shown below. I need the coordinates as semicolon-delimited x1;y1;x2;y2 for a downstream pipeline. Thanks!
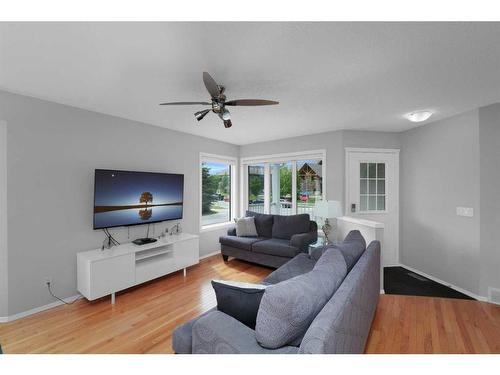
199;152;238;232
240;150;326;217
358;161;387;214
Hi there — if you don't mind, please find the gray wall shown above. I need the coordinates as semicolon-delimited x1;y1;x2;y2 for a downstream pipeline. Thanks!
0;90;238;315
478;104;500;297
400;110;481;295
0;120;7;318
240;129;400;205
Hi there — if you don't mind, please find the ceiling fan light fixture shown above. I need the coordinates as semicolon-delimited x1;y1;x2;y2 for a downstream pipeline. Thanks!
405;110;433;123
222;109;231;121
194;109;210;121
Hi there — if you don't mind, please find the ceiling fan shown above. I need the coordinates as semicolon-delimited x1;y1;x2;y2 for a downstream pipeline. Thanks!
159;72;279;128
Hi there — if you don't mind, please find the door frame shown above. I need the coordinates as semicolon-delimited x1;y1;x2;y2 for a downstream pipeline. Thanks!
345;147;400;265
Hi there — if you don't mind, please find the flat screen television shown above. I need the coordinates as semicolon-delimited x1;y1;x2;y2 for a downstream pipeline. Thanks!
93;169;184;229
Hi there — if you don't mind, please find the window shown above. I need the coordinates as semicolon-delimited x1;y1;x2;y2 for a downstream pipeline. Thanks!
360;162;385;211
241;150;326;220
247;164;265;214
270;162;292;215
296;159;323;217
200;154;236;228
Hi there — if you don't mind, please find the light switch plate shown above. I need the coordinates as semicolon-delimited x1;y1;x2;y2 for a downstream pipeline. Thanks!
456;207;474;217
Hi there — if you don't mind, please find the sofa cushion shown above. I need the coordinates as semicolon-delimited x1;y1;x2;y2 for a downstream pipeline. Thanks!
262;253;317;285
219;236;266;251
246;211;274;238
252;238;299;258
309;230;367;271
272;214;310;240
192;311;300;354
299;241;381;354
212;280;267;329
255;249;347;349
333;230;366;271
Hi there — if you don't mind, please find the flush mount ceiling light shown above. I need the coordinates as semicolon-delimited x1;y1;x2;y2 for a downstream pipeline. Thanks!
405;110;433;123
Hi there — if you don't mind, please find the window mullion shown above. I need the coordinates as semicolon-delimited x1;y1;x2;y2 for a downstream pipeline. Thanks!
264;163;270;214
292;161;297;215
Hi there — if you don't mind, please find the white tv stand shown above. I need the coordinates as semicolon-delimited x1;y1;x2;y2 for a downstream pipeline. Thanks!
77;233;199;304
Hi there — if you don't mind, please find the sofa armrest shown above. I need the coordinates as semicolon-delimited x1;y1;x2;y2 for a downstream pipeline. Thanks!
309;220;318;232
172;307;217;353
290;230;318;252
227;227;236;236
191;311;298;354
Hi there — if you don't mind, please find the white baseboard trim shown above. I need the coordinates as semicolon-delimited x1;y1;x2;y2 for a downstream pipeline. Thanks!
199;250;221;260
399;263;487;302
487;287;500;305
2;252;221;323
380;289;385;294
1;294;82;323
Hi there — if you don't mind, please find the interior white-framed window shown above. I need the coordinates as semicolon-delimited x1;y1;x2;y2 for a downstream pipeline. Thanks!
240;150;326;220
200;153;238;231
359;161;386;213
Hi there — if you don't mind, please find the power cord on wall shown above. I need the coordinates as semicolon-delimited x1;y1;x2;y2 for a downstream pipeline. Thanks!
46;281;81;305
103;228;120;245
102;228;120;249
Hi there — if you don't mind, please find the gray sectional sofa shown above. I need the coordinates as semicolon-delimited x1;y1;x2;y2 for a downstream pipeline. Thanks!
219;211;318;268
172;230;381;354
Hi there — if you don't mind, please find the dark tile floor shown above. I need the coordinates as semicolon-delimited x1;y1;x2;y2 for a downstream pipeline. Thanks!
383;266;474;300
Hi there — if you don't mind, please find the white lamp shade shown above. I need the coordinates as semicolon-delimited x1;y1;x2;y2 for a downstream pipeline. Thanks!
313;200;343;219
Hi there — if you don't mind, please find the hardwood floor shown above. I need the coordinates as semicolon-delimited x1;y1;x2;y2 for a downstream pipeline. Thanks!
0;254;499;354
366;294;500;353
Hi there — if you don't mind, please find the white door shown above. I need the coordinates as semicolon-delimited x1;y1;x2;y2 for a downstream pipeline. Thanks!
345;148;400;267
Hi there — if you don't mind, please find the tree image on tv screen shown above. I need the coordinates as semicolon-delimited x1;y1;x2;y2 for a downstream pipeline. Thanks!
139;192;153;206
139;208;152;220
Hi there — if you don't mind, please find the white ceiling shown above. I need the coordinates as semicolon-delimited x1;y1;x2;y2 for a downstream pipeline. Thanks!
1;22;500;145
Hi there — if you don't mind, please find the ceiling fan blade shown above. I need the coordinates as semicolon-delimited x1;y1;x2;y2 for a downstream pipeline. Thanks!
223;119;232;128
159;101;211;105
203;72;220;98
194;109;211;121
224;99;279;106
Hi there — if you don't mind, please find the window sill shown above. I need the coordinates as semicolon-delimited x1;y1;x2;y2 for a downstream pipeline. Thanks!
200;221;234;233
356;211;388;215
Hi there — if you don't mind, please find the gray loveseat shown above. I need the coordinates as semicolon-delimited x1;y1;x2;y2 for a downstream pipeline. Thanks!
172;230;381;354
219;211;318;268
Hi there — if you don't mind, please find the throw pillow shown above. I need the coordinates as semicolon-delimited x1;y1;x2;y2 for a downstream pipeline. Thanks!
245;211;274;238
309;230;366;270
255;249;347;348
332;230;366;271
211;280;267;329
234;216;258;237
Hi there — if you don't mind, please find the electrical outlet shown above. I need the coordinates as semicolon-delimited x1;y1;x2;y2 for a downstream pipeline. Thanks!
456;207;474;217
44;277;52;285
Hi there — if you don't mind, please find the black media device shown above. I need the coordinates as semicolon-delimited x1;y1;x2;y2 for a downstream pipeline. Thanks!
132;238;158;245
93;169;184;244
